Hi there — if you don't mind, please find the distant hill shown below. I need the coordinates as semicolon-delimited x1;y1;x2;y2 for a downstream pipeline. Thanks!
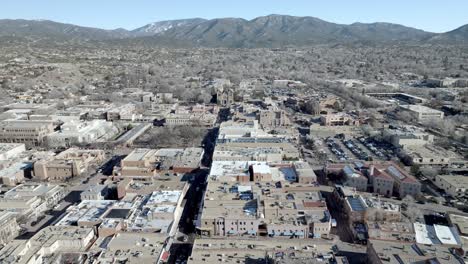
429;24;468;43
0;15;467;47
146;15;437;47
0;19;131;40
132;18;207;36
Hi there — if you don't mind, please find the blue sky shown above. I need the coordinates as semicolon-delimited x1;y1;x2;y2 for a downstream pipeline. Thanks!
1;0;467;32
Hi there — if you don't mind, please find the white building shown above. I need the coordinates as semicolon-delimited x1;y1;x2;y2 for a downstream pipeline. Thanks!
0;143;26;160
45;120;118;148
399;105;444;121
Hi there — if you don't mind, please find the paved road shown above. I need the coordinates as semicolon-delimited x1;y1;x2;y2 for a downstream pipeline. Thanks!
167;169;208;263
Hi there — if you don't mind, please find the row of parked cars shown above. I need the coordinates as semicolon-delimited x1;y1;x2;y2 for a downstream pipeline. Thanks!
326;137;349;161
342;139;370;161
357;137;394;160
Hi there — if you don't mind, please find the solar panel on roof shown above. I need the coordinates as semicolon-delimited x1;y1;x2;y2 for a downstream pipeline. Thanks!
343;165;355;176
387;166;406;180
354;161;364;168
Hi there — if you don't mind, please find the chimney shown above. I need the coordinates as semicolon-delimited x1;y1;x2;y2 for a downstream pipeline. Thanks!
369;165;375;177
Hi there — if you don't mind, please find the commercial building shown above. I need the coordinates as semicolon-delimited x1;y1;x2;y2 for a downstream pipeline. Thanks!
93;232;167;264
344;195;401;224
325;163;368;192
404;144;467;167
258;109;291;129
216;121;299;159
3;183;66;209
80;184;109;200
366;221;415;242
116;147;204;178
197;182;331;239
320;113;360;126
399;104;444;121
164;112;217;127
0;226;96;264
212;147;284;162
45;120;118;148
0;161;29;186
433;175;468;197
0;120;55;147
326;162;421;198
34;148;105;181
0;212;20;246
367;239;462;264
57;188;186;237
293;161;317;184
366;92;427;104
0;143;26;160
382;126;434;150
413;223;461;246
188;237;334;264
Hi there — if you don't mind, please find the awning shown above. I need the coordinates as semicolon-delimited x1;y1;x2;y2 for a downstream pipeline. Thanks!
228;230;237;235
248;230;257;235
294;231;304;236
283;231;292;236
268;230;275;235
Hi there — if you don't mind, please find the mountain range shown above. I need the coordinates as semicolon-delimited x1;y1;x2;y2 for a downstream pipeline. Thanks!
0;15;467;47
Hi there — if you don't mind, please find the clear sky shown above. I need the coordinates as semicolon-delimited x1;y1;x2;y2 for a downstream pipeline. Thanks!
1;0;467;33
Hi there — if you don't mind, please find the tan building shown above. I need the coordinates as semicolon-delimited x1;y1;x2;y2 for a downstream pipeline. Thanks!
344;195;401;224
366;221;415;242
258;109;291;129
404;144;466;167
117;148;203;178
251;163;272;181
320;113;359;126
293;161;317;184
327;162;421;198
198;182;331;239
217;87;234;107
34;148;105;181
0;226;96;264
367;239;461;264
377;162;421;198
0;120;55;147
434;175;467;197
368;164;395;197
